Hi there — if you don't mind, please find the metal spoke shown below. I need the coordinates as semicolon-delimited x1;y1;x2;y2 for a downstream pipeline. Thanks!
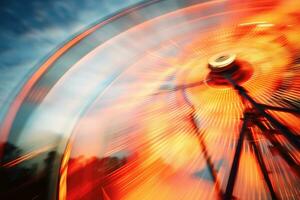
153;79;208;95
254;120;300;178
246;127;278;200
224;115;248;200
225;75;300;150
189;106;224;199
257;103;300;115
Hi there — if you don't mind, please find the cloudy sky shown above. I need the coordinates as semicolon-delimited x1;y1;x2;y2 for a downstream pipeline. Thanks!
0;0;142;117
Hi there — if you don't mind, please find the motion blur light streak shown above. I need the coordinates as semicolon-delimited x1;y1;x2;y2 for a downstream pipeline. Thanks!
0;0;300;199
0;0;159;158
1;144;54;168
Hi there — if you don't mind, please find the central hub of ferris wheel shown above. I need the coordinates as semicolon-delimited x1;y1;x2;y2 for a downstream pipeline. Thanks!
208;52;237;72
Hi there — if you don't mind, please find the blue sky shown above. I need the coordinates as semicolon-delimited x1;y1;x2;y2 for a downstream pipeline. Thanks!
0;0;142;116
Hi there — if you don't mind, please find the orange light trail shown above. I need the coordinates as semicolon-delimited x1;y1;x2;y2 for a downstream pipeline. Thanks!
1;144;54;168
2;0;300;199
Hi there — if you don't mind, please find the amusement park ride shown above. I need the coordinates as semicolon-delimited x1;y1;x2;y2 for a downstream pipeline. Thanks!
1;0;300;199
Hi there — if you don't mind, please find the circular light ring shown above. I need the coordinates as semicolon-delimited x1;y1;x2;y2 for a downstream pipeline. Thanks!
58;3;300;200
1;0;300;200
